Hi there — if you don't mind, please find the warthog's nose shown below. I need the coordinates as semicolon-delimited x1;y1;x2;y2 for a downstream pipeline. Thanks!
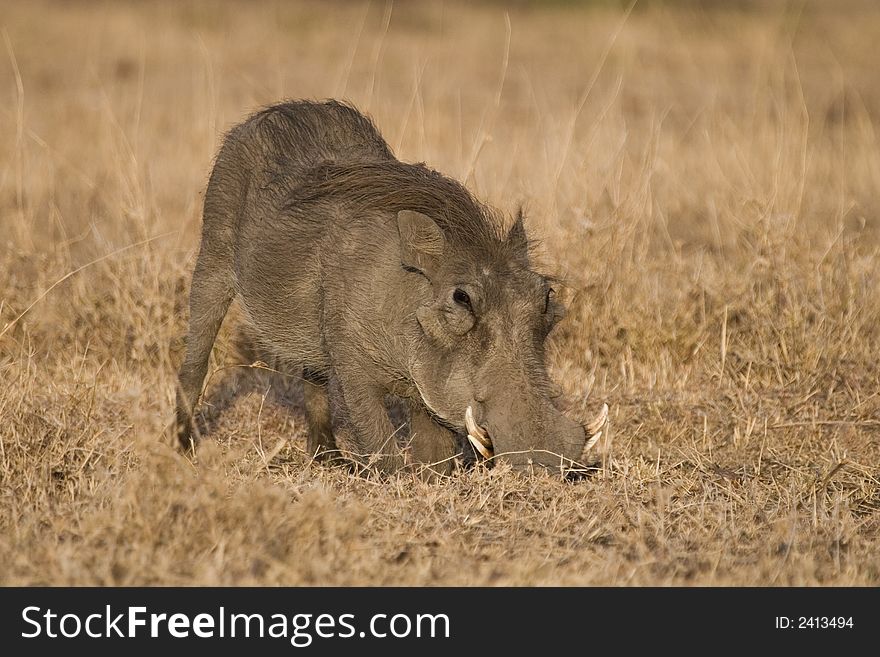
464;402;601;469
463;384;609;470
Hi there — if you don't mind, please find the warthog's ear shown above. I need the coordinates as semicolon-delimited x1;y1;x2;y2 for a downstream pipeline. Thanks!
507;207;530;265
398;210;446;277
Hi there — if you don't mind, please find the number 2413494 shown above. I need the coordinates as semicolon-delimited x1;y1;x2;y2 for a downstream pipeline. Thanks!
775;617;853;629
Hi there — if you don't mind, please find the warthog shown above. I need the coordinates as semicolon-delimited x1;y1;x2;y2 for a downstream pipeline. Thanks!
175;99;606;474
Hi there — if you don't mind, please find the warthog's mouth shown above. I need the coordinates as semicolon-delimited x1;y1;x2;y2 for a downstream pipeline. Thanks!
464;403;609;464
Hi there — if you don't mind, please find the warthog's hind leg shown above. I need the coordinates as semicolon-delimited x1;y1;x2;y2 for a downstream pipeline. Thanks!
174;250;234;451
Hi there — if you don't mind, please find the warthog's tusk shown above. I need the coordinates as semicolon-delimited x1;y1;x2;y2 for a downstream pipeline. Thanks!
465;406;490;445
581;403;609;458
586;403;609;436
465;405;494;459
468;434;494;460
582;430;603;453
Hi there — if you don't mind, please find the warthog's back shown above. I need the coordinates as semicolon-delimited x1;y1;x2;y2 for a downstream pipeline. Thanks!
202;100;395;240
238;100;394;172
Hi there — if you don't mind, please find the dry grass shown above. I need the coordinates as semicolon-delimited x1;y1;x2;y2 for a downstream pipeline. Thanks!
1;0;879;586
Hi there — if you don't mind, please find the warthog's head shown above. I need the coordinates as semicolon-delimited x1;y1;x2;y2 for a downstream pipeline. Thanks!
399;208;606;472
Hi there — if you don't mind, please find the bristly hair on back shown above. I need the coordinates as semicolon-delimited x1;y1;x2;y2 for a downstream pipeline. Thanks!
284;159;512;251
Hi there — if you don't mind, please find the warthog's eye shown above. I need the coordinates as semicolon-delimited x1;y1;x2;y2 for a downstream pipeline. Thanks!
544;287;555;313
453;288;472;310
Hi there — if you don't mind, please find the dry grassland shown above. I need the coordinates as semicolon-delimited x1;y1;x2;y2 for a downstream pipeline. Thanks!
1;0;879;585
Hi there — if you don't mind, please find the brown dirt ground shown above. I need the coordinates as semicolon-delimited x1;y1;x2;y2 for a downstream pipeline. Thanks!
1;0;878;585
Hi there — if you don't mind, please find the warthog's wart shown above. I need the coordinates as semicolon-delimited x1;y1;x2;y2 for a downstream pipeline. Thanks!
175;99;605;474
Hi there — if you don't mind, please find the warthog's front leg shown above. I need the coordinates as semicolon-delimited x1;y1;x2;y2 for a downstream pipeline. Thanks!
407;400;457;478
302;368;339;461
334;369;405;474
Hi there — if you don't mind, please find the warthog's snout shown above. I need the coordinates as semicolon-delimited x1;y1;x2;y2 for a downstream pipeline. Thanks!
465;402;608;471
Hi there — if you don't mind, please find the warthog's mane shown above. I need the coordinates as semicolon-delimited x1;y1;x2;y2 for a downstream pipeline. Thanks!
283;159;511;252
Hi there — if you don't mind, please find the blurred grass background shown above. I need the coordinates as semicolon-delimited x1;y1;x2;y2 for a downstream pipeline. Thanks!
0;0;878;585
